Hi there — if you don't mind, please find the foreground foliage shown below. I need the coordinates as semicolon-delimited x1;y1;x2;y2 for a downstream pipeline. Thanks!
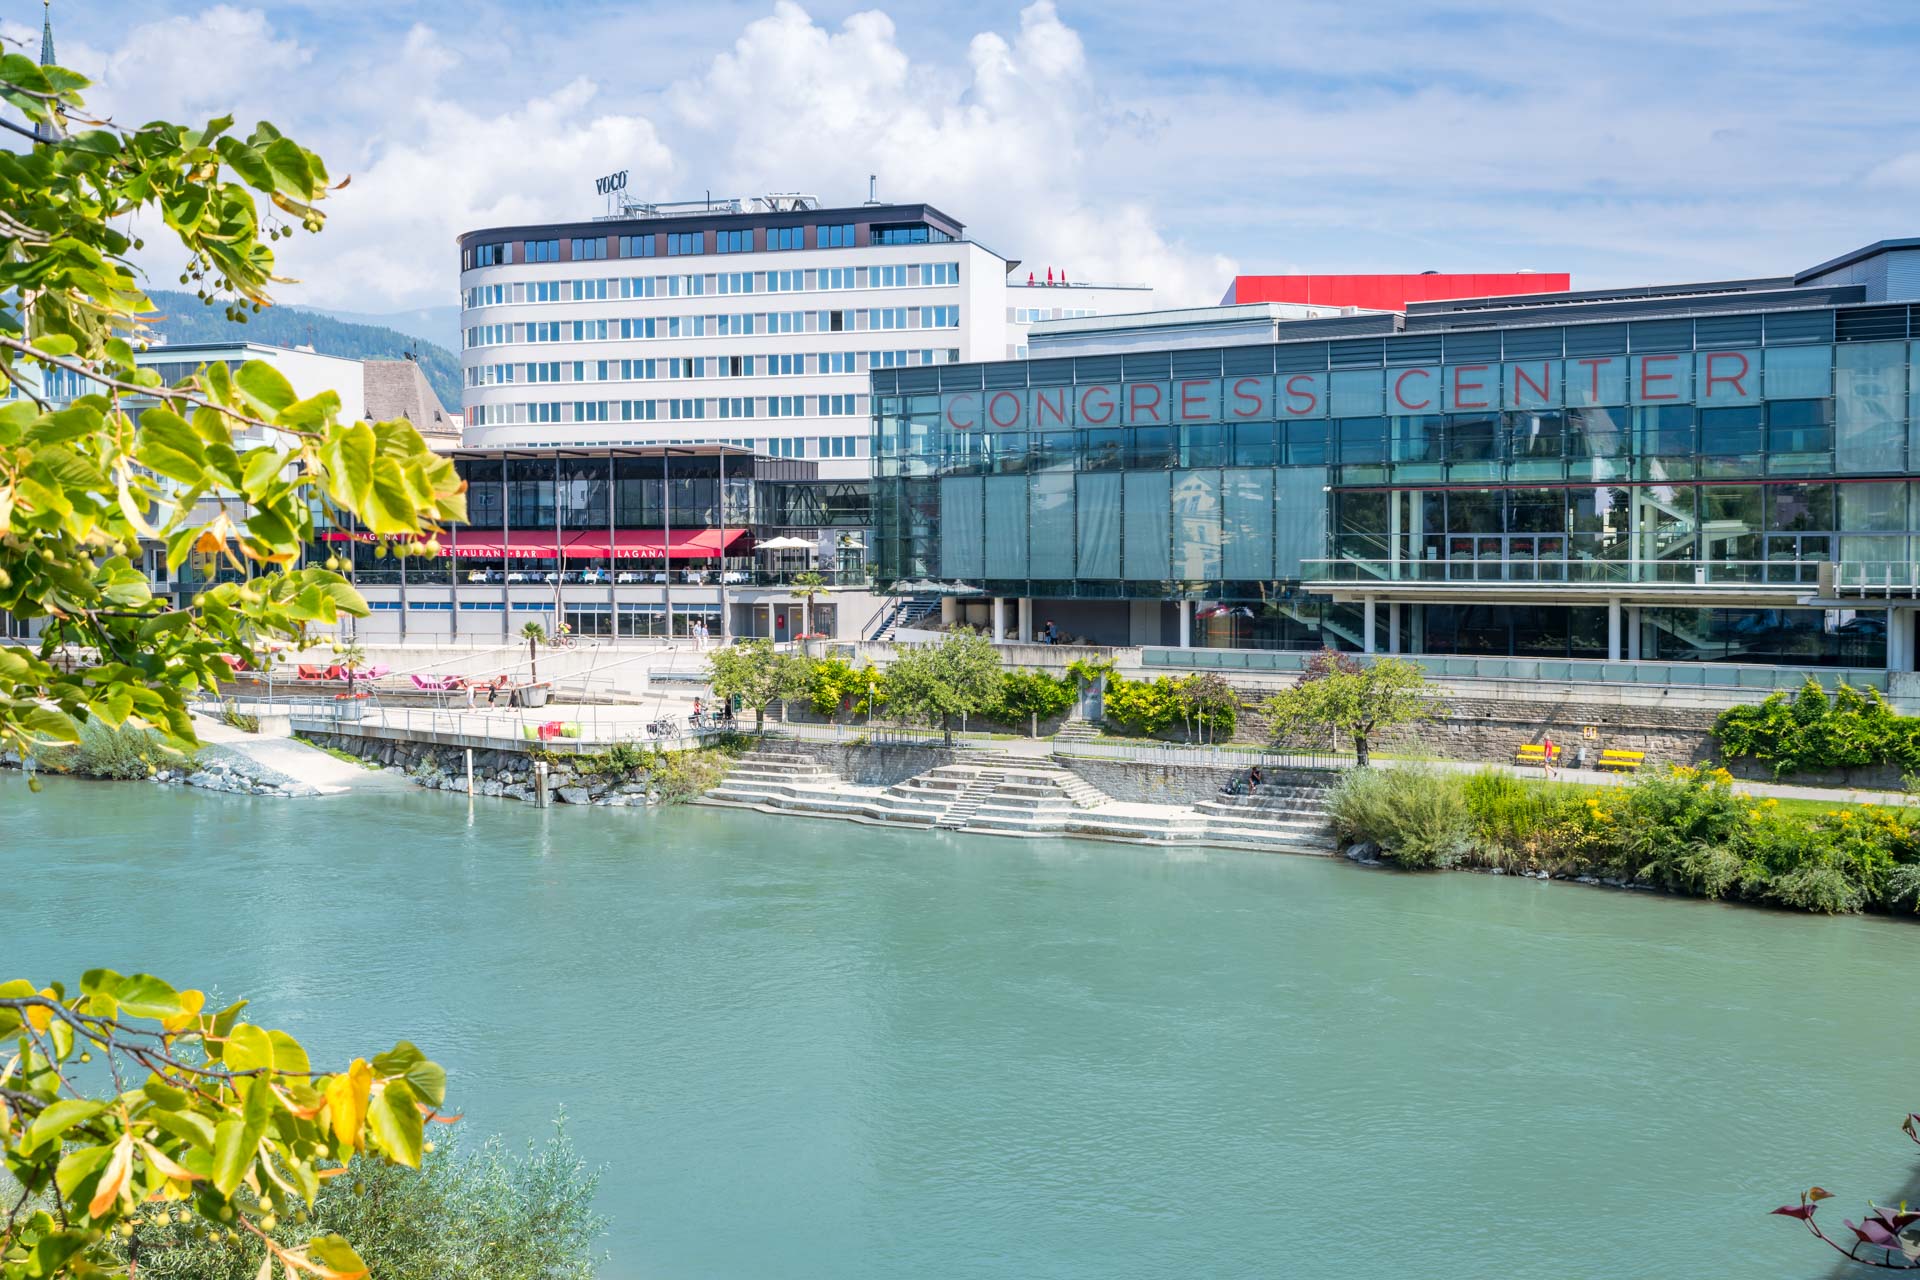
99;1118;602;1280
0;970;453;1280
0;50;464;764
1328;764;1920;913
1714;679;1920;778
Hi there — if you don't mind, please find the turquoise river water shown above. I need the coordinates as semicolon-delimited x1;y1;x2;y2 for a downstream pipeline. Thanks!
3;772;1914;1277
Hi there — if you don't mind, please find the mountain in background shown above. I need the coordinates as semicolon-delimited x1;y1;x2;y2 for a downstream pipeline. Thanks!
141;290;462;410
308;304;462;354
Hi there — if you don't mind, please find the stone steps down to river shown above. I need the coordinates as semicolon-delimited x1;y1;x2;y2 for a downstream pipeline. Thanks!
703;750;1335;855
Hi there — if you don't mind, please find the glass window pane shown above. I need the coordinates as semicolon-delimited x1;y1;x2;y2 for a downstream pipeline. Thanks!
1029;473;1075;579
1122;470;1171;580
1223;468;1274;579
938;476;982;578
1076;472;1121;580
1171;469;1221;580
983;476;1028;578
1764;344;1832;399
1835;341;1906;473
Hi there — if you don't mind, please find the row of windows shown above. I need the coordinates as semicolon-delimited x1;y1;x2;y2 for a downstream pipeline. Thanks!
468;223;952;270
470;396;870;423
462;264;960;309
466;308;962;348
470;352;952;385
571;237;607;261
1011;306;1097;323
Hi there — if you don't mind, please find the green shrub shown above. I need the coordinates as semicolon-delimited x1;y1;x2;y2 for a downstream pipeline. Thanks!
1327;765;1473;869
1102;673;1235;740
39;718;193;780
1761;863;1866;915
991;669;1076;729
107;1116;603;1280
1714;678;1920;777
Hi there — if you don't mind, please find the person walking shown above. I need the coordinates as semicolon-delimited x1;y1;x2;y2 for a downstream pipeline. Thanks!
1542;732;1557;778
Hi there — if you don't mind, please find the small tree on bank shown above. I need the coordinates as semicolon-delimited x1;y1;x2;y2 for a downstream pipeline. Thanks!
1261;650;1438;767
521;620;546;684
881;628;1004;744
1178;672;1239;745
707;638;809;731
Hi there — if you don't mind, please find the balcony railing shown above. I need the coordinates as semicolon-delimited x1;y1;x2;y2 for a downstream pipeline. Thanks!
1140;647;1890;692
1300;558;1820;588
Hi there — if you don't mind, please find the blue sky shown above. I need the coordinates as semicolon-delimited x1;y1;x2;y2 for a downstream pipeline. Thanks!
15;0;1920;311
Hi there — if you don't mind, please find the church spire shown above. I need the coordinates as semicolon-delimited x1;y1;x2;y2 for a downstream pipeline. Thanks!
34;1;60;143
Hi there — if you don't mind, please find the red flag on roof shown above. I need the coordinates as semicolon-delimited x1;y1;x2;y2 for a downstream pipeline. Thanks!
1027;271;1034;285
1046;267;1054;284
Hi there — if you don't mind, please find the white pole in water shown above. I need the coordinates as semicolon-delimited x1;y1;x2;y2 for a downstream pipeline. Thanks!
465;747;474;796
534;759;550;808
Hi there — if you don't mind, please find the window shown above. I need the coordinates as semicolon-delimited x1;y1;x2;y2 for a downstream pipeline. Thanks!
768;227;805;251
767;310;804;334
871;222;949;244
823;394;859;416
570;237;606;261
527;362;561;383
469;242;511;268
619;317;656;340
719;355;753;377
619;234;656;258
821;351;855;374
526;239;560;263
822;267;855;290
720;397;756;419
574;401;609;422
924;305;959;328
824;310;848;332
465;283;507;307
667;232;703;256
619;358;656;381
669;399;705;420
924;262;959;286
569;320;608;341
621;399;657;421
570;278;608;300
770;436;806;457
769;396;803;418
463;324;509;349
873;264;908;288
670;273;705;297
870;307;908;330
666;357;702;379
770;353;805;376
529;402;561;423
528;280;562;303
528;321;563;343
820;224;855;248
718;272;754;295
716;313;754;336
767;269;802;292
716;229;751;254
870;350;908;369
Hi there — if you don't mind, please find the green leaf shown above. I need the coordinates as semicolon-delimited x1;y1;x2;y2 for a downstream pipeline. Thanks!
110;972;184;1020
306;1234;368;1279
266;1029;310;1077
34;334;77;357
149;1107;216;1152
366;1078;423;1167
142;1075;192;1110
136;406;209;486
54;1144;116;1200
23;1228;91;1280
209;1119;252;1197
223;1022;275;1073
365;456;418;534
27;1099;107;1154
235;360;296;415
19;704;81;745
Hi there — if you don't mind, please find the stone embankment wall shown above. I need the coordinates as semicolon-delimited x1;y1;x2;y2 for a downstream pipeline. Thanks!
2;746;317;797
307;733;659;806
1055;759;1331;806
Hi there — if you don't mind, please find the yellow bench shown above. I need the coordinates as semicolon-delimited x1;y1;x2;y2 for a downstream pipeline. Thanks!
1598;748;1645;773
1514;743;1561;767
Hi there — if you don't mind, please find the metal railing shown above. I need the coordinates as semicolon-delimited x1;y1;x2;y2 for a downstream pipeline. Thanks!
1139;647;1890;692
1301;558;1821;587
1051;738;1352;771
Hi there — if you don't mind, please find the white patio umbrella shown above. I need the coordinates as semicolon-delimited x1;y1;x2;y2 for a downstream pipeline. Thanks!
755;536;815;551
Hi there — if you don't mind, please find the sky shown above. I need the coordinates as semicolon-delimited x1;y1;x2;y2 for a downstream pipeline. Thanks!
10;0;1920;316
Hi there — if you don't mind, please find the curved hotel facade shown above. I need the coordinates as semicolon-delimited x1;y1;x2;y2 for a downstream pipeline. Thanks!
872;239;1920;678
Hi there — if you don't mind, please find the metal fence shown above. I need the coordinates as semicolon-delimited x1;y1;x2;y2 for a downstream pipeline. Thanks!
1140;647;1890;692
1051;739;1353;772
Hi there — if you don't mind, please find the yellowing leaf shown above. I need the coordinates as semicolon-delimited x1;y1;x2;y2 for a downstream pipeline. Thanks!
325;1059;371;1152
139;1139;200;1183
88;1134;133;1218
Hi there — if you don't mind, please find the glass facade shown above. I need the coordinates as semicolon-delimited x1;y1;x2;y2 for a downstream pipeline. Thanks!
872;305;1920;666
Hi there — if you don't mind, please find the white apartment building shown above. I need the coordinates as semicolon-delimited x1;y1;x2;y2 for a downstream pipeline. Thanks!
456;194;1151;479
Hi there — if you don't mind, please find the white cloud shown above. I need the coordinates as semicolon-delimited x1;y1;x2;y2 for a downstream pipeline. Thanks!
666;1;1233;304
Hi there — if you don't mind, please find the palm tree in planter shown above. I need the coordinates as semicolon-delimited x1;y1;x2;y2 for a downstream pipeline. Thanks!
521;620;546;685
791;571;827;641
336;639;367;699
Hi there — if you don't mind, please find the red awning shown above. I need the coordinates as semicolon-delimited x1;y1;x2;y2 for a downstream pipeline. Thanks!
325;529;754;559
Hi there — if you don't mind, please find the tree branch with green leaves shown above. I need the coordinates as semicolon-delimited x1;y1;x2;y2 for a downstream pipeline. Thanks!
0;49;465;766
0;970;455;1280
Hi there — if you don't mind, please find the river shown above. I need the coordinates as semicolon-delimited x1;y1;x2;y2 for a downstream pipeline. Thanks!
4;772;1912;1277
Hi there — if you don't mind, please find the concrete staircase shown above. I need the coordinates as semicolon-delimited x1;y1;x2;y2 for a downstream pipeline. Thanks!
1054;720;1101;744
701;749;1333;855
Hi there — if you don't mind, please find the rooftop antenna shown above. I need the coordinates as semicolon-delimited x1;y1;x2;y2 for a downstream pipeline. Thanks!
866;173;878;205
